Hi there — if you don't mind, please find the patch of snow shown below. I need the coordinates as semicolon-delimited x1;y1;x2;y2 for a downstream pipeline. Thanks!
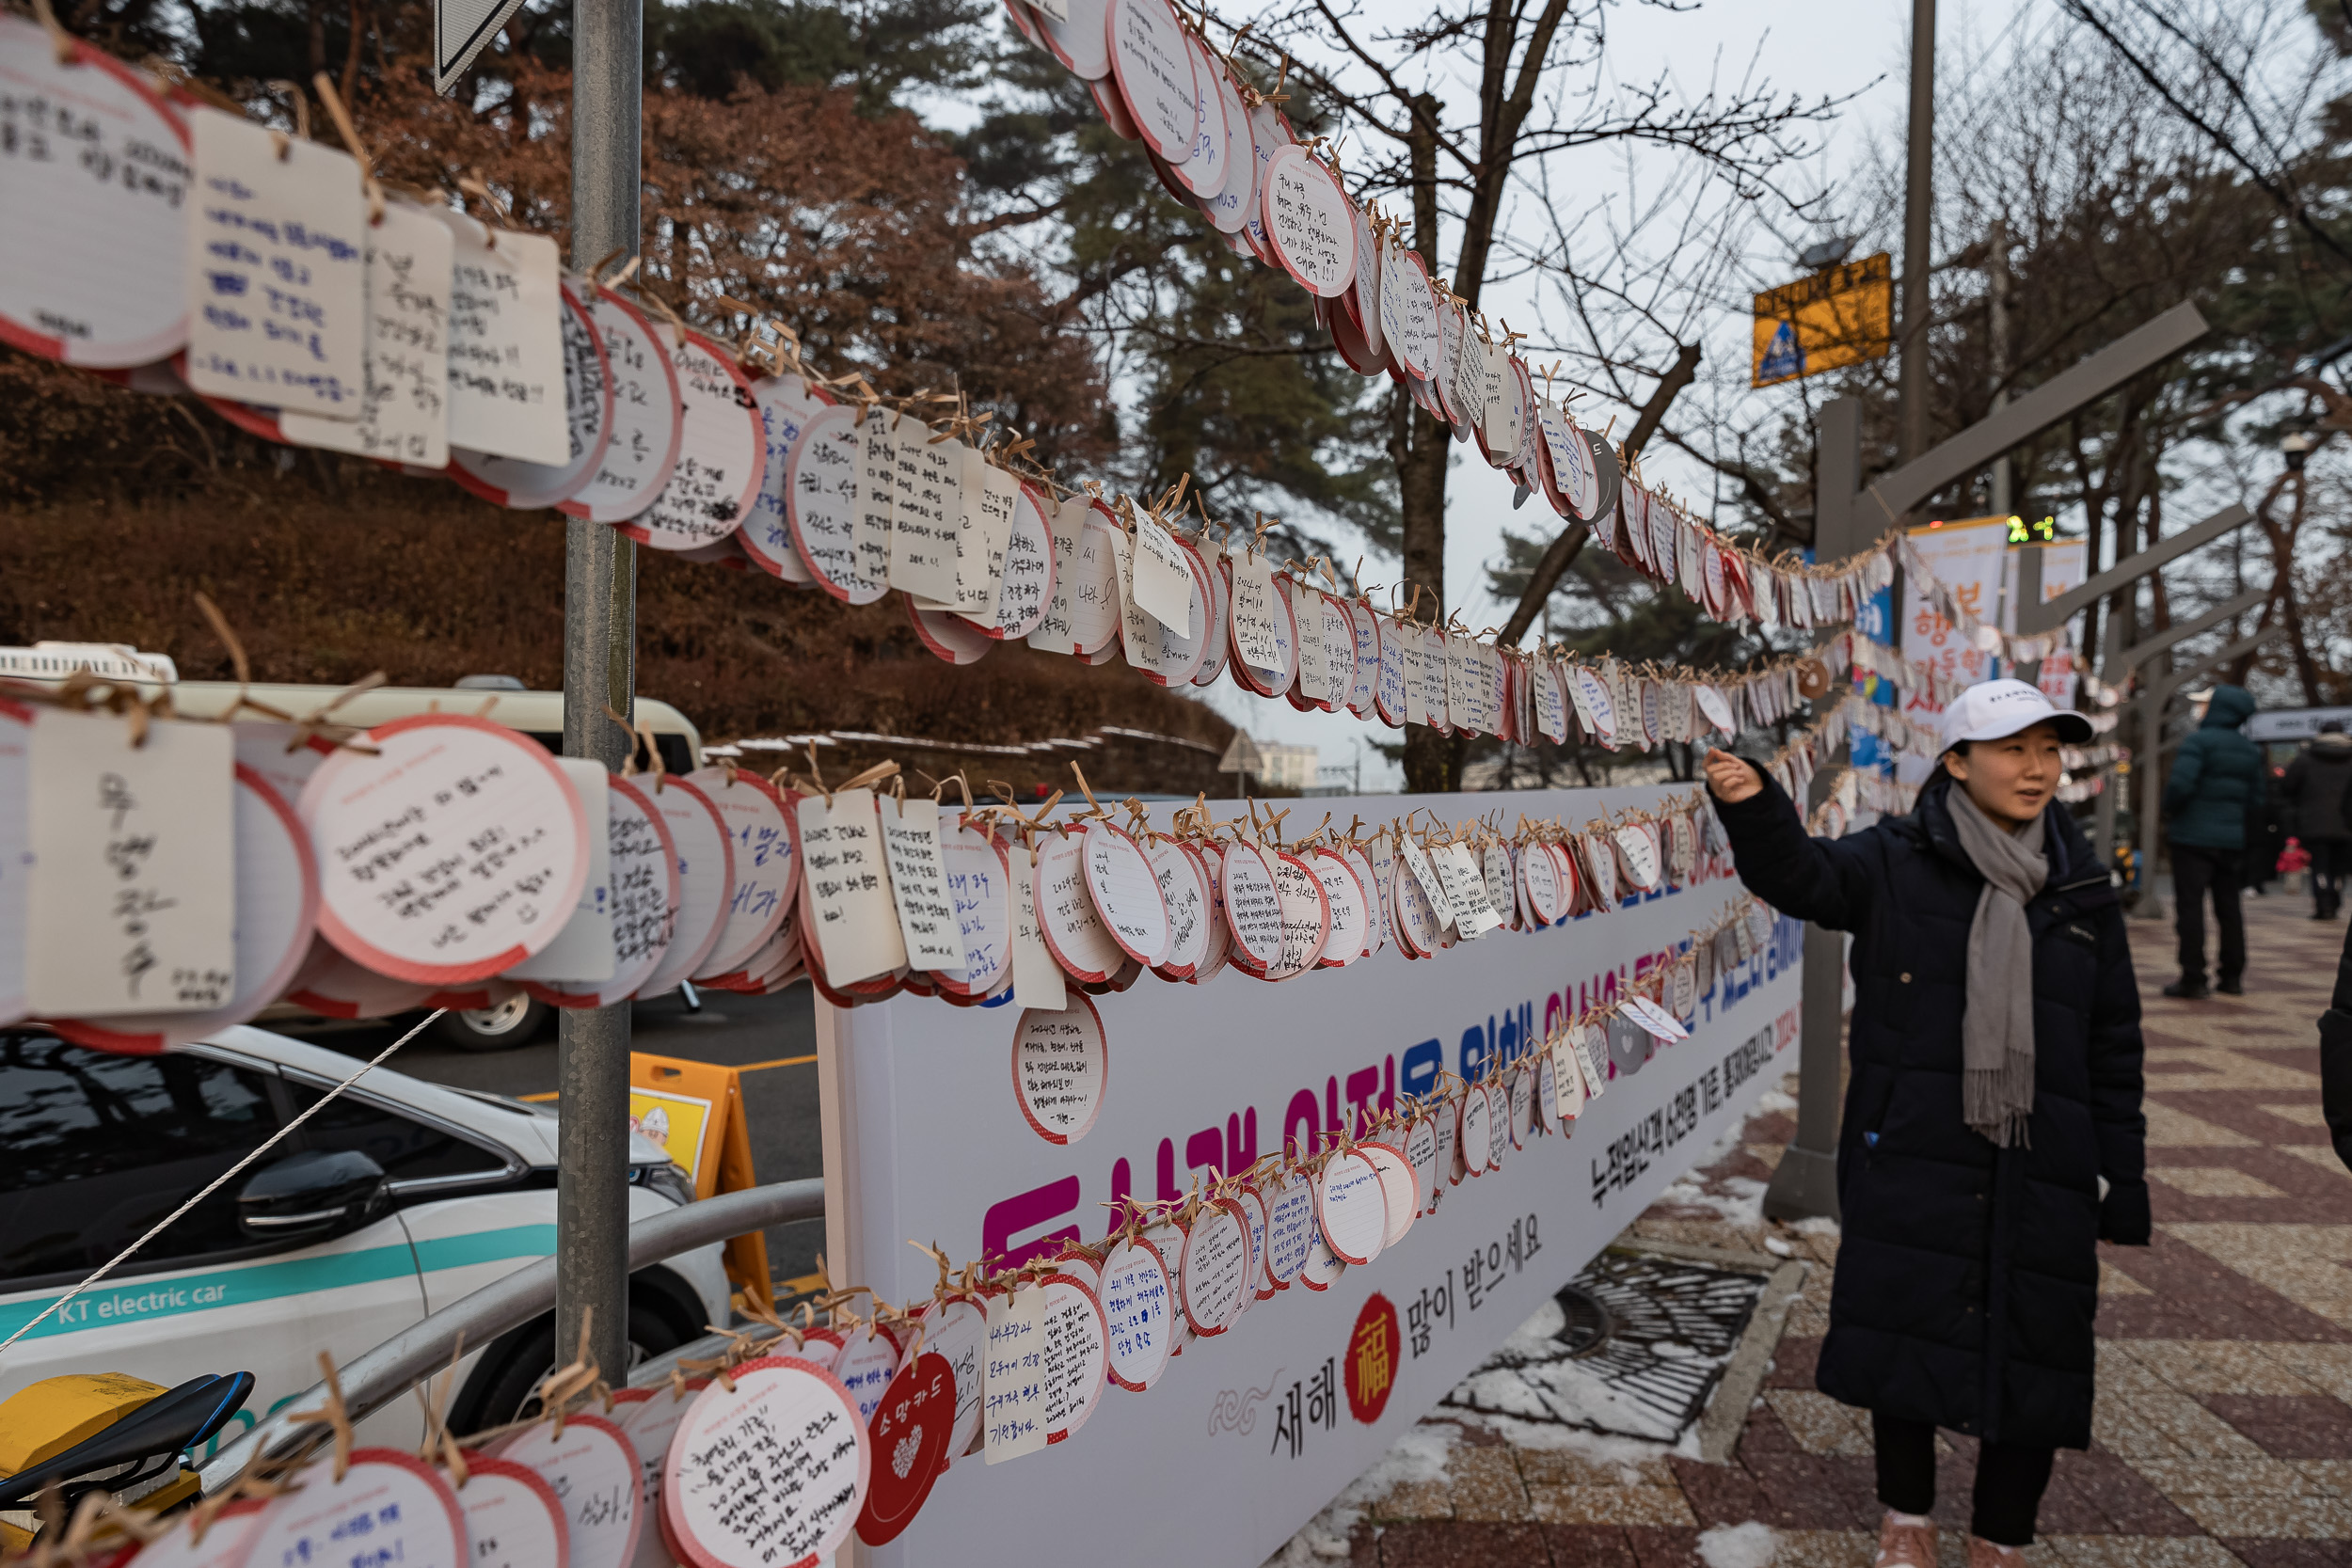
1259;1421;1460;1566
1653;1173;1768;1229
1698;1521;1780;1568
1755;1089;1799;1114
1790;1214;1841;1238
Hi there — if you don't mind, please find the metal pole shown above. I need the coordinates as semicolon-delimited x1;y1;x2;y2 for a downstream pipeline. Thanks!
1898;0;1937;467
559;0;642;1388
1988;216;2011;515
1763;396;1867;1225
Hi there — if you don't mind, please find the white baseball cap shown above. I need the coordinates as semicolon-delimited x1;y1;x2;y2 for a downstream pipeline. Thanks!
1936;677;2093;752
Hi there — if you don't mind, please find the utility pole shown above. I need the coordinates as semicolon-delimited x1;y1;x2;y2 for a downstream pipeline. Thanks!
1899;0;1937;468
1988;216;2011;515
557;0;642;1386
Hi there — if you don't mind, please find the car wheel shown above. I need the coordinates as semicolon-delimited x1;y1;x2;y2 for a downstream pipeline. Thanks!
433;993;550;1053
456;1299;688;1435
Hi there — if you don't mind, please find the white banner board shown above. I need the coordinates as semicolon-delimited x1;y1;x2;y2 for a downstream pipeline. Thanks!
816;786;1804;1568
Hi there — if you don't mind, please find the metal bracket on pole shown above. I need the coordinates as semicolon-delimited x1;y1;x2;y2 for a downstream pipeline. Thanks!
2103;587;2268;683
2019;504;2252;638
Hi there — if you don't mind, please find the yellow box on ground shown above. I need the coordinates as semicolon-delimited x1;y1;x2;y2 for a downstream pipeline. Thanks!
629;1053;772;1309
1752;252;1893;387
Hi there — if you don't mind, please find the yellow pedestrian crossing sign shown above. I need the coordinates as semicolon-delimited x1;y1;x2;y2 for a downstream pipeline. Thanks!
1752;252;1893;388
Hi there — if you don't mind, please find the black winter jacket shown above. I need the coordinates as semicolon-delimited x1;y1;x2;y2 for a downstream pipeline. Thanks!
1716;767;2149;1449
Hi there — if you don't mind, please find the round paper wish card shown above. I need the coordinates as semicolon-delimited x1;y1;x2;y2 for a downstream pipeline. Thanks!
1520;838;1565;926
1613;823;1662;891
1317;1150;1389;1266
1105;0;1200;165
1295;1215;1344;1291
982;483;1057;641
491;1414;642;1568
0;17;191;369
1035;0;1110;77
1219;840;1285;974
1178;1202;1250;1336
1081;821;1170;966
834;1323;902;1425
453;282;612;510
1100;1238;1173;1392
855;1352;954;1546
781;402;885;605
51;764;318;1053
284;939;435;1019
1041;1274;1110;1437
1265;850;1331;981
528;776;677;1010
1343;843;1384;959
625;330;766;552
682;768;797;980
125;1497;267;1568
244;1450;465;1568
1263;1177;1315;1289
1260;146;1358;298
914;1294;987;1464
664;1357;869;1568
1145;837;1209;979
1232;1185;1273;1300
1456;1082;1492;1176
633;776;735;998
612;1384;703;1564
1509;1063;1536;1147
1033;829;1122;983
1360;1141;1419;1249
1172;32;1231;198
1012;993;1107;1145
932;821;1011;999
741;372;826;582
453;1457;568;1568
910;600;994;665
297;716;589;986
1390;851;1441;958
564;289;683;526
1308;848;1368;969
1404;1116;1440;1216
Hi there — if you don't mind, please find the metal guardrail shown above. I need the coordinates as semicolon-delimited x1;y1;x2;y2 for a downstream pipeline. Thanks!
197;1179;825;1493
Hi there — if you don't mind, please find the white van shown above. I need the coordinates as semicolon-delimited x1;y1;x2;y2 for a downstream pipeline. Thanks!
0;1024;731;1457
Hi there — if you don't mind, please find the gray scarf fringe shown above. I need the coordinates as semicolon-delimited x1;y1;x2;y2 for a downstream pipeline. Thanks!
1945;785;2047;1149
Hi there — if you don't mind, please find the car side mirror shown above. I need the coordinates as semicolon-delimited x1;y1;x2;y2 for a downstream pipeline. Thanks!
236;1149;388;1240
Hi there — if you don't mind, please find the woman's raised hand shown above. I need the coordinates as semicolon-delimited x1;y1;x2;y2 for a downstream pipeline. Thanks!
1703;748;1762;804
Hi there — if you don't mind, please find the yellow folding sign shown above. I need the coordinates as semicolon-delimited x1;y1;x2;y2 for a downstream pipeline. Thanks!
629;1053;772;1310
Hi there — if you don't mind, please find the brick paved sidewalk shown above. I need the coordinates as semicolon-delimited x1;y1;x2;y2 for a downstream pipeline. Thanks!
1313;890;2352;1568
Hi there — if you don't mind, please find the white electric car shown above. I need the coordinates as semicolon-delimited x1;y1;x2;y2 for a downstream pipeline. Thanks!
0;1024;731;1460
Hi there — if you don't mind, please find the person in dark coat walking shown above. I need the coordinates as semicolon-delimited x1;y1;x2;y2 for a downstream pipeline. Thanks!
1705;678;2148;1568
2282;721;2352;919
2161;684;2262;996
2321;920;2352;1173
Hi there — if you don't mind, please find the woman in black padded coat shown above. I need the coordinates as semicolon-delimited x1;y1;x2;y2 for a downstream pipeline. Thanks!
1704;680;2148;1568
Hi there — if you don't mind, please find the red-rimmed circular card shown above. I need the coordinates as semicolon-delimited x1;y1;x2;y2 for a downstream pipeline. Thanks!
1306;847;1368;969
1192;549;1233;688
1202;67;1255;234
564;288;682;525
1521;837;1566;926
634;776;738;999
1457;1082;1491;1177
490;1414;642;1568
932;820;1012;998
284;938;434;1018
1100;1237;1173;1391
622;329;765;552
1259;145;1357;298
1034;0;1110;76
834;1322;902;1425
1404;1115;1440;1216
1343;842;1385;958
1295;1215;1343;1291
909;599;994;664
1011;992;1106;1145
1189;839;1232;984
527;775;678;1010
979;483;1057;641
1105;0;1200;164
453;1455;569;1568
854;1351;954;1545
1177;1201;1250;1336
1390;850;1441;958
1226;560;1298;698
663;1357;867;1568
681;767;796;979
1360;1140;1420;1249
1481;838;1517;929
1264;850;1330;981
1144;836;1209;979
1263;1176;1314;1288
1034;829;1122;983
1232;1183;1274;1301
243;1449;466;1568
1484;1080;1510;1168
1041;1273;1109;1438
297;713;589;986
1065;506;1126;655
913;1294;987;1465
1218;840;1284;974
742;372;828;582
610;1381;703;1568
1582;830;1620;908
452;281;612;510
0;19;191;369
1317;1149;1389;1266
1511;1058;1538;1145
48;764;317;1053
782;402;885;604
1340;596;1381;719
1171;31;1231;198
121;1496;267;1568
1080;820;1170;967
1613;823;1662;891
1378;238;1439;382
